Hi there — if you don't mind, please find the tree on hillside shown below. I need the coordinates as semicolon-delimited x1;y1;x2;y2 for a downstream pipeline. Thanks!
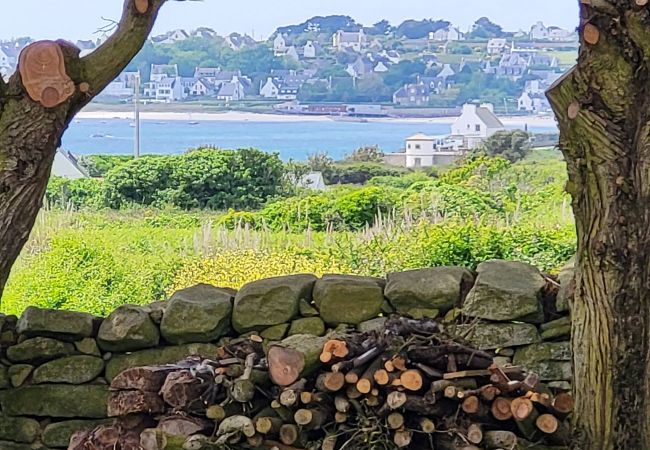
479;130;531;163
469;17;504;39
0;0;170;299
546;2;650;449
367;20;393;36
394;19;450;39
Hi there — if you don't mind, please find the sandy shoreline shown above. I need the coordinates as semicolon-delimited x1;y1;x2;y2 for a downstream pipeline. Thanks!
75;109;558;128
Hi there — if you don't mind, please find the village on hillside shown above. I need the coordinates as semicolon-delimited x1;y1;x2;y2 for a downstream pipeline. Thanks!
1;16;576;116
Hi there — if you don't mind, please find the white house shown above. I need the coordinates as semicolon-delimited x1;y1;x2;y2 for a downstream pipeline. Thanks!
155;77;185;102
260;77;281;98
437;64;456;80
296;172;326;190
433;26;463;42
190;78;215;96
548;27;573;41
451;103;505;149
164;29;189;43
374;61;390;73
274;34;288;55
284;46;300;62
52;149;88;179
530;22;549;40
401;133;461;168
487;38;508;55
217;81;245;102
194;67;221;83
332;29;366;52
518;92;550;113
304;41;318;59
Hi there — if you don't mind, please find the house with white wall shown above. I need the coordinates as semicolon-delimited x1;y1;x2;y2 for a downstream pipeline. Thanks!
155;77;185;102
274;34;288;55
451;103;505;149
332;29;366;52
260;77;281;98
487;38;508;55
52;149;88;179
530;22;549;40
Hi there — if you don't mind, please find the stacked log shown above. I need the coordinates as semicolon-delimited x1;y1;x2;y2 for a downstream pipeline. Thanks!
74;316;572;450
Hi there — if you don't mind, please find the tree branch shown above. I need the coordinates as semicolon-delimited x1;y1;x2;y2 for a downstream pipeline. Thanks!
81;0;167;96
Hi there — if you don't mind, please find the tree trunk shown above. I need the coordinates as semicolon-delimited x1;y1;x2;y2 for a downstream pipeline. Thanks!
547;1;650;448
0;0;166;301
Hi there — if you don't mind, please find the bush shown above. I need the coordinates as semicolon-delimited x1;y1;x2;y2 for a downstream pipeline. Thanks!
103;148;285;210
327;163;408;185
46;177;105;209
480;130;532;163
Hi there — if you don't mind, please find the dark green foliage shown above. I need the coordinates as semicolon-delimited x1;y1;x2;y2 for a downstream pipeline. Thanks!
394;19;450;39
46;177;105;209
327;163;408;185
103;148;284;209
276;15;360;37
79;155;133;178
344;146;384;163
468;17;505;39
481;130;532;163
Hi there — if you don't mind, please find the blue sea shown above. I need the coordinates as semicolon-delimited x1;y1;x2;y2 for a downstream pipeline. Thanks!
62;118;558;161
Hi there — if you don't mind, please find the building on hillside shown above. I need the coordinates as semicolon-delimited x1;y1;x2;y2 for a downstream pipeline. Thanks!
373;61;390;73
530;22;549;40
383;133;462;168
436;63;456;80
260;77;281;98
193;67;222;83
332;29;366;52
225;33;256;51
346;56;374;78
487;38;508;55
381;50;401;64
217;81;245;102
274;34;289;55
547;26;574;41
518;91;550;113
154;77;185;102
303;41;323;59
450;103;505;149
76;40;97;57
283;46;301;62
53;149;88;179
193;27;218;39
190;78;216;96
497;53;529;80
433;26;464;42
393;83;430;107
277;82;301;100
150;64;179;82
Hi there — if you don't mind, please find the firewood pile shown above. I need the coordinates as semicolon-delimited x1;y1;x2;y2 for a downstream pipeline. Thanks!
71;316;572;450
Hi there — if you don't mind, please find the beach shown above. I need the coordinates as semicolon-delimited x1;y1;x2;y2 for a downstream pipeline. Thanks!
76;109;558;128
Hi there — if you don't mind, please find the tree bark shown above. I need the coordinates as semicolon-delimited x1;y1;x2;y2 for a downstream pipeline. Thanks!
547;1;650;448
0;0;166;301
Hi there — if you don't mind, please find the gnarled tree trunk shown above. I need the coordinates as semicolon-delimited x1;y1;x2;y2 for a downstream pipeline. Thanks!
0;0;167;300
547;1;650;449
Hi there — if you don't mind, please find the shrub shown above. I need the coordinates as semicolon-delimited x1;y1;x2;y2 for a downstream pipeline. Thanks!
46;177;105;209
218;209;261;230
103;148;285;210
327;163;408;185
480;130;532;163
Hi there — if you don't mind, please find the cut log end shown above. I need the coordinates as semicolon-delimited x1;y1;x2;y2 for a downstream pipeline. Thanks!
491;397;513;421
400;369;423;392
511;397;535;421
19;41;75;108
583;23;600;45
268;346;305;387
134;0;149;13
536;414;559;434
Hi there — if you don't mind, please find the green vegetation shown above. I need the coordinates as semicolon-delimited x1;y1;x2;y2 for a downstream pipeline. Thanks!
4;148;574;316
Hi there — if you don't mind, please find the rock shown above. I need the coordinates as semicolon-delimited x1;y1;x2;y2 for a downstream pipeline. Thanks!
232;275;317;333
0;442;51;450
288;317;325;336
7;337;75;364
260;324;289;341
314;275;384;326
0;417;41;443
385;267;474;313
105;343;219;382
493;356;512;367
403;308;440;320
42;419;114;448
8;365;33;388
462;260;546;323
32;356;104;385
16;307;94;340
556;259;574;313
548;381;572;391
358;317;387;333
0;365;8;389
541;325;571;341
161;284;233;345
146;301;167;324
98;305;160;352
540;316;571;331
514;342;571;364
75;338;101;356
0;385;109;418
454;323;541;350
299;299;319;317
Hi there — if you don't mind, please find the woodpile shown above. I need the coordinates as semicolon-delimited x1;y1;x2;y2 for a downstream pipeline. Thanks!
72;316;572;450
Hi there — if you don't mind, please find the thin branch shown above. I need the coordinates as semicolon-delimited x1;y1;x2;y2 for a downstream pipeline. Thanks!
81;0;167;97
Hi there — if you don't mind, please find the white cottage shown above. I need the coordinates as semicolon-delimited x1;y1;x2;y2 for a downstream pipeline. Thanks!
451;103;505;149
260;77;281;98
52;149;88;179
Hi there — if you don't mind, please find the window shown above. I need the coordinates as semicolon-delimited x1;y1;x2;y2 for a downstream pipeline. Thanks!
414;158;422;167
475;124;481;132
415;144;421;150
407;144;411;149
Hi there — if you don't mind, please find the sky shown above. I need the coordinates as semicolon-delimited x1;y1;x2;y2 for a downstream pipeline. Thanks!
1;0;580;42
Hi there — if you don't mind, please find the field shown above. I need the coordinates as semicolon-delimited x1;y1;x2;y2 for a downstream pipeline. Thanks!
2;148;576;316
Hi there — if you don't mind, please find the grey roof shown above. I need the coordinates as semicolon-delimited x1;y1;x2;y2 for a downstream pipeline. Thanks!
337;31;364;43
476;107;504;129
151;64;179;76
194;67;221;78
218;82;238;96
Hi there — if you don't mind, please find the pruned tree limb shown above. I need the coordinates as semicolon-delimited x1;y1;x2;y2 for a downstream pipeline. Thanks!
80;0;166;103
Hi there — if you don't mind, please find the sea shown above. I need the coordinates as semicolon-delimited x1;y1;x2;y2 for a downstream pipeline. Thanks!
62;118;559;161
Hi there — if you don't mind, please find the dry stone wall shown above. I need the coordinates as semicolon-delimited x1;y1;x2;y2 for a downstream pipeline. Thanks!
0;259;573;449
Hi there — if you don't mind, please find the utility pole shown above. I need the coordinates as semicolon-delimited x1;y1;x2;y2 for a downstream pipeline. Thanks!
134;72;141;159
